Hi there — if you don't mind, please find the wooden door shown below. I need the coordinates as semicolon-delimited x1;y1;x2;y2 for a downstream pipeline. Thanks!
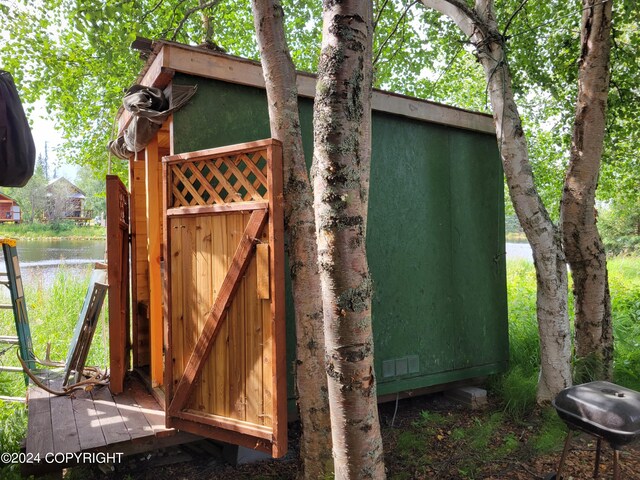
162;139;286;457
106;175;131;394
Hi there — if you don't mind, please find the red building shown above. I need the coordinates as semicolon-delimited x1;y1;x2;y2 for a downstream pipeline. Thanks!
0;192;21;223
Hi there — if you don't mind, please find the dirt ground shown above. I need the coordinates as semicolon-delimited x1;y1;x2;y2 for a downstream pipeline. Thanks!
71;392;640;480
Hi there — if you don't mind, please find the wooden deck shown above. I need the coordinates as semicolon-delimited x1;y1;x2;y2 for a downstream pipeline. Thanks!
24;371;200;475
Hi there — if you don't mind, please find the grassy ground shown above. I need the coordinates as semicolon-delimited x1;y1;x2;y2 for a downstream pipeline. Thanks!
0;257;638;479
0;222;106;240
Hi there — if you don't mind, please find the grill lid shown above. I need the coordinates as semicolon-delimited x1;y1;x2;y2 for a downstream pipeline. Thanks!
553;381;640;446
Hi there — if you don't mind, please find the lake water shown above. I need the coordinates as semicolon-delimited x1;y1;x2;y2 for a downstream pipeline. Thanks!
505;241;533;261
16;239;105;265
1;239;106;289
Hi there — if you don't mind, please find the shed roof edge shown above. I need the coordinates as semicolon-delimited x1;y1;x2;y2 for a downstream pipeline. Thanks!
117;40;495;136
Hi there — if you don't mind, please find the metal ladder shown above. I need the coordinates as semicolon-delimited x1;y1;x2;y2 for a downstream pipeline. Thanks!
0;238;35;392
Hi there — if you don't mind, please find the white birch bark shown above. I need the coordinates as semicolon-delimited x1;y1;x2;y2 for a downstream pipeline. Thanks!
561;0;613;382
251;1;333;477
312;0;386;477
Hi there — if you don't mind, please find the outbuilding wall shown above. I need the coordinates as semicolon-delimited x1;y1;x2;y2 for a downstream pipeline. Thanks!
168;73;508;399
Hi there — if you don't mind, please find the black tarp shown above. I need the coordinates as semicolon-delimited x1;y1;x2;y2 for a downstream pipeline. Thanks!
0;71;35;187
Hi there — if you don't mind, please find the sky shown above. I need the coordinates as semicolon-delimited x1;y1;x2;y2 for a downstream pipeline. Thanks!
30;101;79;182
0;5;78;181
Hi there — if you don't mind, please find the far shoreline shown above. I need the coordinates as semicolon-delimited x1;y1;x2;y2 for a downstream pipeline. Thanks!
0;235;106;241
0;223;106;241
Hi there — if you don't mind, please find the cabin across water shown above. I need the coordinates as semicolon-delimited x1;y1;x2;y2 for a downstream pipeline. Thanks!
0;192;20;223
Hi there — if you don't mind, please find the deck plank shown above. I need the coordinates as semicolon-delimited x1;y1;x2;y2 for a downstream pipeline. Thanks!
90;385;132;445
128;380;173;437
46;372;82;454
71;388;107;451
112;384;155;440
22;375;191;476
25;371;55;458
50;394;82;454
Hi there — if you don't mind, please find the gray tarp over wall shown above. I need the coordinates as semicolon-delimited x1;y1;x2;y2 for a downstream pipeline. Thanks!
109;84;197;159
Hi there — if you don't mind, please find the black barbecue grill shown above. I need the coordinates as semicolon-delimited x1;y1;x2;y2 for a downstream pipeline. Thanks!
547;381;640;479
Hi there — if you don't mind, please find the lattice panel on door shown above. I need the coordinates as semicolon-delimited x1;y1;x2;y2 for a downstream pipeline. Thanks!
168;150;269;208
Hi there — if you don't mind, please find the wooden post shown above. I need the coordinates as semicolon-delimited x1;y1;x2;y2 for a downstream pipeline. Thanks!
129;158;148;368
267;140;287;457
146;137;164;387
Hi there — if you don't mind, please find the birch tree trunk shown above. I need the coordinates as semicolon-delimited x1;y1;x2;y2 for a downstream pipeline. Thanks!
311;1;385;478
561;0;613;383
420;0;572;402
251;1;333;478
199;0;214;44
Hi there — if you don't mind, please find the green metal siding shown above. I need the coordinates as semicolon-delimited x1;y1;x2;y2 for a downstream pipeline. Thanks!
172;73;508;399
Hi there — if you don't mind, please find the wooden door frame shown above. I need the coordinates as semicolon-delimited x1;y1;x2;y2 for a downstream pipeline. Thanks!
145;136;165;387
129;157;149;370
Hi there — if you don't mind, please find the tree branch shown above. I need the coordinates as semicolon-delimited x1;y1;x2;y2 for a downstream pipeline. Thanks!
374;0;390;29
160;0;188;38
374;1;417;65
503;0;528;37
170;0;221;41
141;0;166;24
425;41;465;97
418;0;478;38
385;9;411;67
199;0;215;44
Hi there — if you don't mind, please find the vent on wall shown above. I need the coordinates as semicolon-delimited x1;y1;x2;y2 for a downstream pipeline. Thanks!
382;355;420;378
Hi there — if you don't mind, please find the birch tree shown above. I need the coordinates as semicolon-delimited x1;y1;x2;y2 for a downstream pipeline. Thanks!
418;0;572;402
251;1;333;478
561;0;613;382
312;1;386;477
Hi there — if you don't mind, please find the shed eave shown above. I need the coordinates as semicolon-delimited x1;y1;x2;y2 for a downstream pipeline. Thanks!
117;40;495;136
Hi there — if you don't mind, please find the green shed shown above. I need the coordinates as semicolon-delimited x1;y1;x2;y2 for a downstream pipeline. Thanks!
109;40;508;456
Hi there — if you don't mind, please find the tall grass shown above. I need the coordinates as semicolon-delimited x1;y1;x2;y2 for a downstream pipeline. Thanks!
493;256;640;418
609;257;640;390
489;259;540;418
0;266;108;477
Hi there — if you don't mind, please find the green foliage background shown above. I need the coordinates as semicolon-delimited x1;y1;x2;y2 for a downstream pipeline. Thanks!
1;0;638;234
